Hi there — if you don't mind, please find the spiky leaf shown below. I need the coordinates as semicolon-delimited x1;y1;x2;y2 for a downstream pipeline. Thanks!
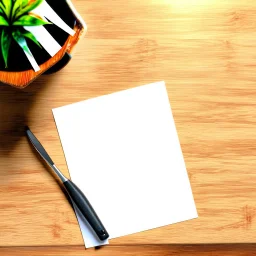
2;0;12;19
12;30;31;56
22;30;41;48
22;0;28;7
0;15;9;26
14;0;44;20
0;3;5;15
0;6;4;15
13;14;50;26
12;0;23;20
1;29;12;67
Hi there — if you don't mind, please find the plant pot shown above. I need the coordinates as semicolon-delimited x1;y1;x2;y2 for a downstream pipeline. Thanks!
0;0;86;89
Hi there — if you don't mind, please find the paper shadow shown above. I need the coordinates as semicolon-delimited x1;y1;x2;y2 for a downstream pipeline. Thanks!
0;74;57;156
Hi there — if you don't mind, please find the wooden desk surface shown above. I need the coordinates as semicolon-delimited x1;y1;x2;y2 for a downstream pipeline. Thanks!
1;0;256;255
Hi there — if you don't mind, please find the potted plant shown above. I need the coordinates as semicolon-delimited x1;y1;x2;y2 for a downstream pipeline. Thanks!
0;0;86;88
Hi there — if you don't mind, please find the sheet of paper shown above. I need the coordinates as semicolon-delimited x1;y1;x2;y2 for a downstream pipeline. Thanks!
52;81;198;248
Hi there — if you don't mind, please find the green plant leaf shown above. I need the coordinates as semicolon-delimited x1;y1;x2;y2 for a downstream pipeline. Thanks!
0;6;4;15
0;3;5;15
22;30;41;48
12;29;31;56
1;29;12;68
2;0;12;19
0;15;9;26
12;0;23;20
0;2;8;19
12;0;29;20
13;14;50;26
14;0;44;20
12;14;51;26
22;0;28;7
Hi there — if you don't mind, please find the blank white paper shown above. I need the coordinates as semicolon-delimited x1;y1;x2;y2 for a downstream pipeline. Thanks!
52;81;198;248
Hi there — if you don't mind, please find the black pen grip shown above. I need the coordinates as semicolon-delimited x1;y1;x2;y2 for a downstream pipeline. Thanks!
63;180;109;241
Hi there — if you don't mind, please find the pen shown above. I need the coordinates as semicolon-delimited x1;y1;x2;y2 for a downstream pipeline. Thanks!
25;127;109;241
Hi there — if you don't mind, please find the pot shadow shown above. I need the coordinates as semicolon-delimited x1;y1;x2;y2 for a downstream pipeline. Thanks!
0;74;57;156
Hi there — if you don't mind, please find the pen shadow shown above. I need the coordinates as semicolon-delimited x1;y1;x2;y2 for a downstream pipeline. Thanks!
0;74;58;156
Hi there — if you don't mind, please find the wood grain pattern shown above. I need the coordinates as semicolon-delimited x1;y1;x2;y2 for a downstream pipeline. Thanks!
1;0;256;252
1;245;256;256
